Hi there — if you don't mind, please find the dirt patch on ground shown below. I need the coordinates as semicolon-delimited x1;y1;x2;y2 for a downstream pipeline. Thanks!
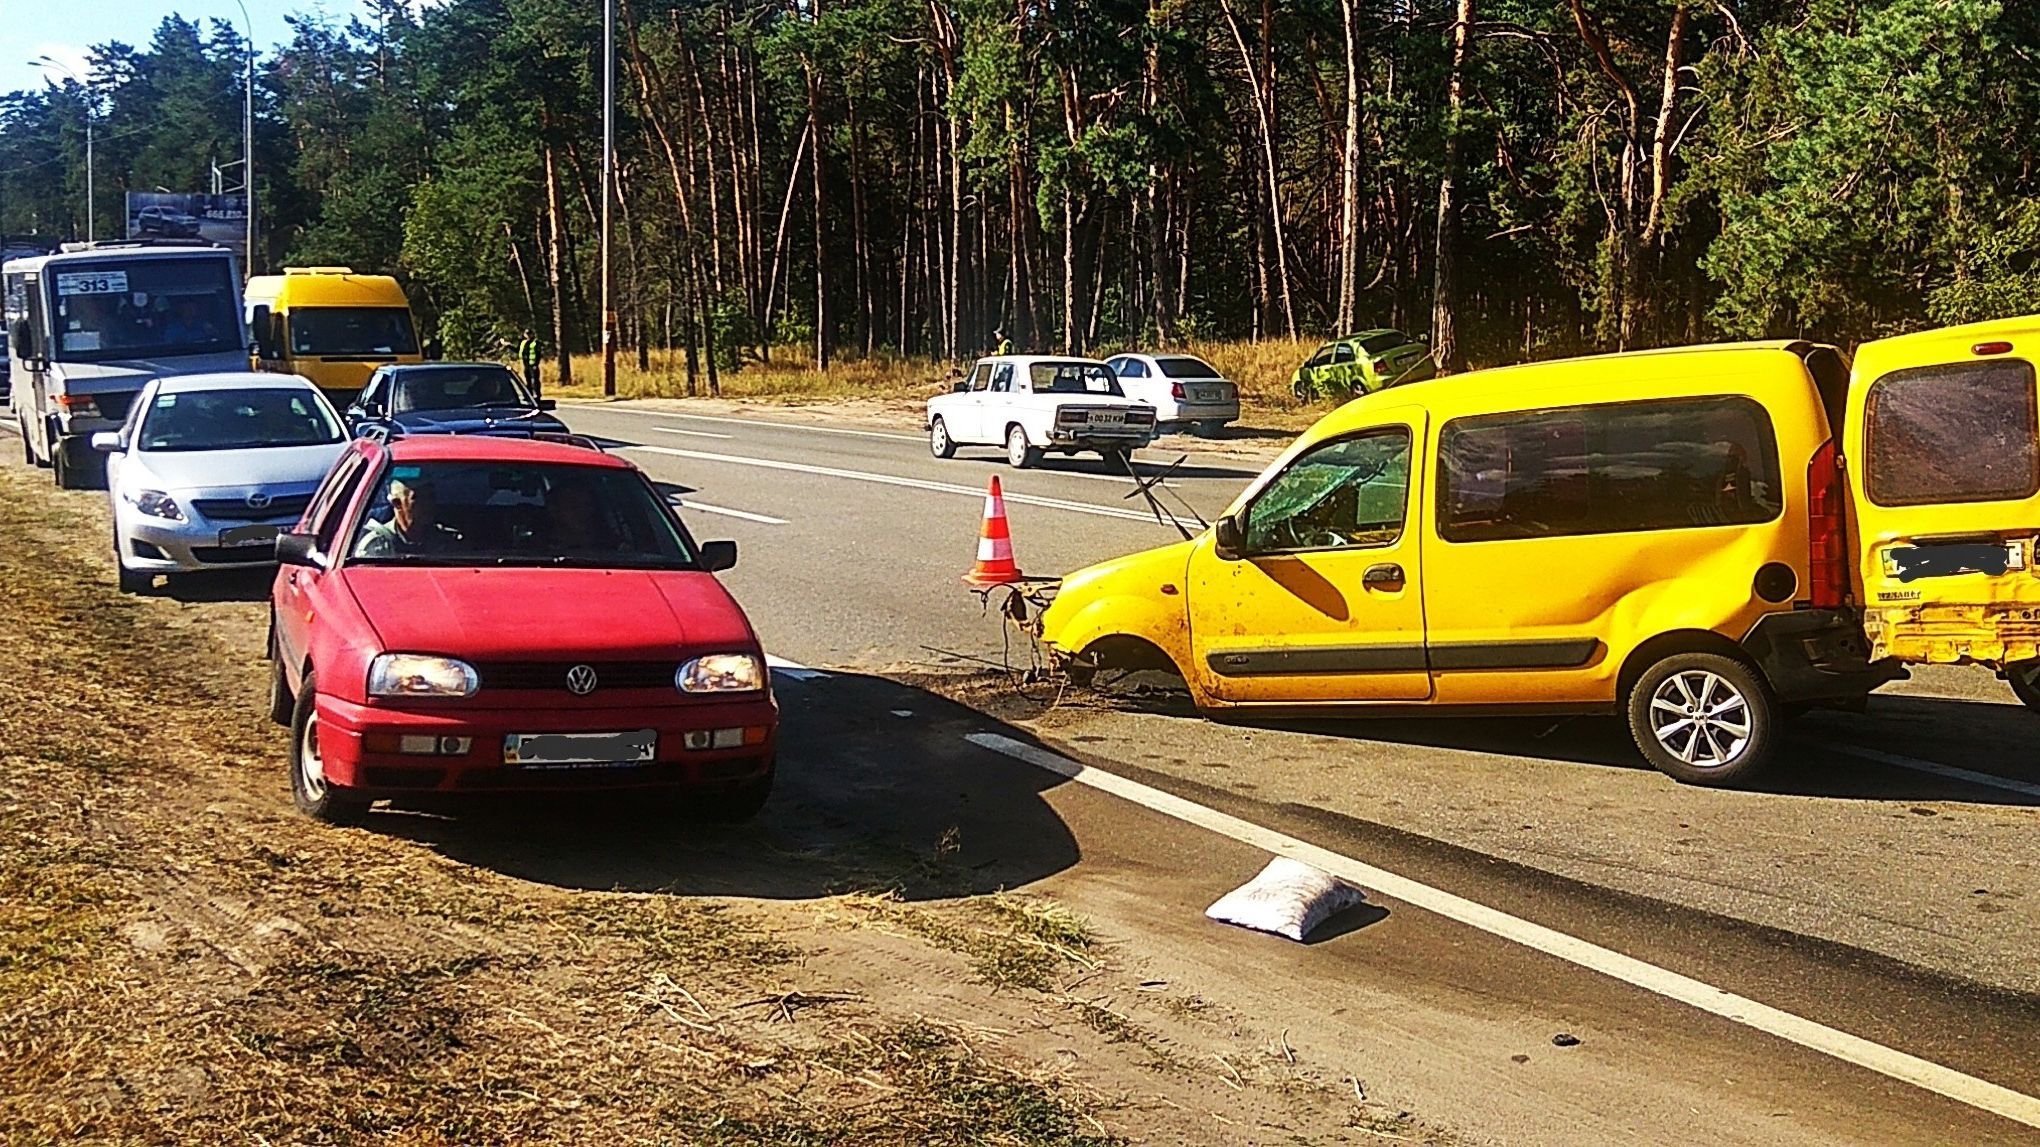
0;448;1439;1144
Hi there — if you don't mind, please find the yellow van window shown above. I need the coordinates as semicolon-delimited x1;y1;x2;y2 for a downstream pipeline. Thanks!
1863;359;2039;507
1243;428;1410;552
1437;396;1781;542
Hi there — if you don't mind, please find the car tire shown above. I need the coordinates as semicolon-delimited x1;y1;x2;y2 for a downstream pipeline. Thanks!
289;672;368;825
2008;660;2040;712
929;416;956;459
1006;425;1041;469
693;760;775;823
267;628;296;728
115;555;151;595
1291;376;1312;403
1626;652;1775;786
1100;447;1132;474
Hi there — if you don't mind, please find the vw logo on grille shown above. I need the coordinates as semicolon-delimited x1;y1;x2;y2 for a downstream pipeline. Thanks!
245;492;272;509
565;664;599;695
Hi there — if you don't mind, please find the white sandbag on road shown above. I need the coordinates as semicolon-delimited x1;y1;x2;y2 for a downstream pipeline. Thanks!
1205;857;1367;942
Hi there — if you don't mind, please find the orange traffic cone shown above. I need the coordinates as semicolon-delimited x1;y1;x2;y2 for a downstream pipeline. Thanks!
963;475;1024;587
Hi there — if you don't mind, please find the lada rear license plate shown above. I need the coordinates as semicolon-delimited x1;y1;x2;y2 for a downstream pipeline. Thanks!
219;524;281;547
504;730;657;768
1088;410;1126;427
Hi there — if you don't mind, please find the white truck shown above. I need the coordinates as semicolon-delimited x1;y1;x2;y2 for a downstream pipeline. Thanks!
4;240;248;488
927;354;1159;469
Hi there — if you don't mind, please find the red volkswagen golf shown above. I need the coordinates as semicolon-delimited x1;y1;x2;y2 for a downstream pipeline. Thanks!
267;434;778;824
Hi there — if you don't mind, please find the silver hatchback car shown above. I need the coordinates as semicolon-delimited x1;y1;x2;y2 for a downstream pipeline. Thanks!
95;372;346;593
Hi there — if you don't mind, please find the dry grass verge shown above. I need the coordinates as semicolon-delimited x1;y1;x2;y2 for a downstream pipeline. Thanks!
0;449;1437;1144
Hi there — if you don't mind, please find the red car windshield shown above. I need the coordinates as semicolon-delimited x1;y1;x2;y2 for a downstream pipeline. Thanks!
347;461;698;569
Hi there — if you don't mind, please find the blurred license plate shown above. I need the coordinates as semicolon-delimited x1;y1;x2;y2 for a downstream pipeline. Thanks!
1883;541;2024;579
1087;410;1126;427
219;524;281;547
504;730;657;768
1191;387;1220;403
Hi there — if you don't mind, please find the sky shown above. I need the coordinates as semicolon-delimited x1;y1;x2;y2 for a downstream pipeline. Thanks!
0;1;405;96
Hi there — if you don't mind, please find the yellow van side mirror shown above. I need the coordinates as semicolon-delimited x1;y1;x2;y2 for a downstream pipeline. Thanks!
1214;514;1247;561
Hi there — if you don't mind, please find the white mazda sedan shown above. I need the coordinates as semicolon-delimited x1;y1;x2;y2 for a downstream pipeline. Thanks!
94;372;347;593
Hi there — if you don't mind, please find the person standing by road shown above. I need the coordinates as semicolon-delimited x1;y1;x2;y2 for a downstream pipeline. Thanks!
518;329;543;394
993;327;1013;355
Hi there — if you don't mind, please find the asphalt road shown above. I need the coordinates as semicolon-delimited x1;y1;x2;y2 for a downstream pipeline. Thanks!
7;401;2037;1143
555;398;2040;1142
556;400;1262;670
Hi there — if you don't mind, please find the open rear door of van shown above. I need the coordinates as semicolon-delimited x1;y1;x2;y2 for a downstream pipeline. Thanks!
1845;318;2040;699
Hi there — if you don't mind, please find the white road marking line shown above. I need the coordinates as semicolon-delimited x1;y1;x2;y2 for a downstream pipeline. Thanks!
677;500;788;526
652;427;736;440
766;655;827;681
571;404;925;442
625;444;1175;526
1823;744;2040;800
965;731;2040;1130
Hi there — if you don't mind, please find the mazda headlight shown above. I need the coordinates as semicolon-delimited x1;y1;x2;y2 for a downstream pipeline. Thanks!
126;489;185;522
676;653;764;694
368;654;480;698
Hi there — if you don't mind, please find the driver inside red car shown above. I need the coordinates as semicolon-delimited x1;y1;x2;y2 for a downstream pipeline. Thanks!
355;476;466;557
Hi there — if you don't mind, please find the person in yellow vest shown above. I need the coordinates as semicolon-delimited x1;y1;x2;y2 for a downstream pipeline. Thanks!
994;327;1013;355
518;330;543;394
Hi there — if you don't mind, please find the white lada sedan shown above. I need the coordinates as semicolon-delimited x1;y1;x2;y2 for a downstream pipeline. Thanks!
94;372;347;593
927;354;1158;469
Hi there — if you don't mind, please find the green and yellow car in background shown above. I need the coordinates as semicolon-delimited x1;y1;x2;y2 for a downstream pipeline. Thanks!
1290;329;1436;402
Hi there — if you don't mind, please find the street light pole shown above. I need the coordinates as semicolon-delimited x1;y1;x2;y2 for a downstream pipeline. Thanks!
84;111;93;244
234;0;255;273
600;0;617;396
34;57;93;242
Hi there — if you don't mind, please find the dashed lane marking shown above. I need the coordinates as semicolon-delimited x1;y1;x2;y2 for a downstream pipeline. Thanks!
766;655;827;681
652;427;736;440
570;405;925;443
677;500;788;526
625;444;1173;526
965;730;2040;1131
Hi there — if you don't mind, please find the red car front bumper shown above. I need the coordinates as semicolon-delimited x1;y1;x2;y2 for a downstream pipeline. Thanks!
314;693;779;795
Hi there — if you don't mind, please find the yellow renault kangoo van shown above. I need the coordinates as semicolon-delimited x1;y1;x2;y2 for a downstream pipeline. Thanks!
1039;341;1901;785
1846;316;2040;709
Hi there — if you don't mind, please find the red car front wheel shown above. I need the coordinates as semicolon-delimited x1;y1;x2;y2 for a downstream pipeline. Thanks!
289;673;369;825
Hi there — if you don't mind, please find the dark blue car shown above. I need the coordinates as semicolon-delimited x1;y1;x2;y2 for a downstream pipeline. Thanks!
346;362;566;440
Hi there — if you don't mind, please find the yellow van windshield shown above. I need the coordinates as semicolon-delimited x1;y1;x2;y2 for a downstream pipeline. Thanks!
289;307;418;357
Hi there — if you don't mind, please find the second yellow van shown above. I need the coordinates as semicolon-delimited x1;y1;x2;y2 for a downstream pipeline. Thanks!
1845;316;2040;710
246;267;420;402
1038;341;1901;785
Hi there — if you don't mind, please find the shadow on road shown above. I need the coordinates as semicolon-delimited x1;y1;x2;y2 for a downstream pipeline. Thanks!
1086;676;2040;806
948;452;1260;483
1157;424;1295;443
364;669;1085;901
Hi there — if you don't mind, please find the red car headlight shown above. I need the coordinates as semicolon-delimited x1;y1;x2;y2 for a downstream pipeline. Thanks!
676;653;765;694
368;653;480;698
